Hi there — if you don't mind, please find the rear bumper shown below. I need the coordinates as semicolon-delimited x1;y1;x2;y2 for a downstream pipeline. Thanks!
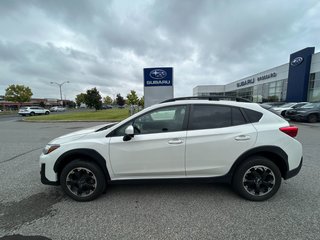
41;164;59;185
284;157;303;180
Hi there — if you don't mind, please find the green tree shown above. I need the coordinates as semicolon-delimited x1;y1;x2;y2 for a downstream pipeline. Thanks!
5;84;33;105
116;93;125;106
66;101;76;108
84;87;102;110
39;101;46;108
103;96;113;105
75;93;87;107
126;90;139;105
138;96;144;108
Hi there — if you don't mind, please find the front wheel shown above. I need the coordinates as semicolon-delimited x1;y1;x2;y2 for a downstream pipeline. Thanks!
232;156;281;201
60;160;106;201
45;111;50;115
307;114;317;123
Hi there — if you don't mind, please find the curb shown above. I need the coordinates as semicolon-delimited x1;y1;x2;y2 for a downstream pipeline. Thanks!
22;119;120;123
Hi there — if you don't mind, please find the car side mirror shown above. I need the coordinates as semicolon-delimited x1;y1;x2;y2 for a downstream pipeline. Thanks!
123;125;134;141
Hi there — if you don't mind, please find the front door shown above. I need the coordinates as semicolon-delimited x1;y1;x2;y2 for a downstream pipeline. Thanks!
109;105;188;179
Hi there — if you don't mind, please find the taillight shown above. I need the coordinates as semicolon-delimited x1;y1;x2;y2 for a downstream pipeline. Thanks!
279;126;298;138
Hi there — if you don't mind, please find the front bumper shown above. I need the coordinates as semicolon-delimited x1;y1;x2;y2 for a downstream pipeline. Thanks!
283;157;303;180
40;164;59;185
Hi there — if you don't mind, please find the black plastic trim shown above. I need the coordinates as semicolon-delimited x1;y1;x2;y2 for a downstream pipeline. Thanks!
40;164;59;186
53;149;110;181
161;96;251;103
284;157;303;180
225;146;289;182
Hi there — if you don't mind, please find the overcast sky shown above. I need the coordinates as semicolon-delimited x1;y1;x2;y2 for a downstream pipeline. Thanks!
0;0;319;100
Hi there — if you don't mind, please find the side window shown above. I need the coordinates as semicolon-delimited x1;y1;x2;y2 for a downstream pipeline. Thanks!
113;105;187;136
190;105;232;130
232;107;247;126
243;108;263;123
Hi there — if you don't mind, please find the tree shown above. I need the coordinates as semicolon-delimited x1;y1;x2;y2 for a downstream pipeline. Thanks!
116;93;125;106
39;101;46;108
103;96;113;105
5;84;33;105
66;101;76;108
84;88;102;110
126;90;139;105
75;93;87;107
138;96;144;108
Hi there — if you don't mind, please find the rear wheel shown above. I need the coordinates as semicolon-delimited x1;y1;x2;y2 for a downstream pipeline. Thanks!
30;112;35;116
60;160;106;201
45;111;50;115
232;156;281;201
307;114;317;123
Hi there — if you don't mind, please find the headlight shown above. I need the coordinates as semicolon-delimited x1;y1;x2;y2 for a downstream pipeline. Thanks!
43;144;60;154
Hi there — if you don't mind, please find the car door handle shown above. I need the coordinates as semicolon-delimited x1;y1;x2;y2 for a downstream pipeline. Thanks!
168;139;183;144
235;135;251;141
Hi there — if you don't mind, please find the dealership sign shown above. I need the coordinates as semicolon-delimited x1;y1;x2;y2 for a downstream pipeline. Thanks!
237;72;277;88
144;68;173;87
290;57;304;66
144;67;174;107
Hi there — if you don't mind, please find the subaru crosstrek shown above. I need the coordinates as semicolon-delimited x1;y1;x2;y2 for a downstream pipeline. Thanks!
40;97;303;201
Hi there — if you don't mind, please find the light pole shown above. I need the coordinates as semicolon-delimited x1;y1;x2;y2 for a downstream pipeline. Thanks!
50;81;70;104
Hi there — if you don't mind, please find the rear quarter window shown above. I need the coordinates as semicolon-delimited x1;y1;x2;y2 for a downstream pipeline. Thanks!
242;108;263;123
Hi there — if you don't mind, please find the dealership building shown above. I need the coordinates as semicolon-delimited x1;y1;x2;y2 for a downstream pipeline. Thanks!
193;47;320;103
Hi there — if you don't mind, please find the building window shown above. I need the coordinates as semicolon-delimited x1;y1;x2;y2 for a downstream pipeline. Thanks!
308;72;320;102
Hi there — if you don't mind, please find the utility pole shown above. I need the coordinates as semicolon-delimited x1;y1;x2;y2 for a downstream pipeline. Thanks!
50;81;70;104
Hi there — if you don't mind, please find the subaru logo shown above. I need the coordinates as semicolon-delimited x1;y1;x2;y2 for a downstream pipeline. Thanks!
149;69;167;79
291;57;304;66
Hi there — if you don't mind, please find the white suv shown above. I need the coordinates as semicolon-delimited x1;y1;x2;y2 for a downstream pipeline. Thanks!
40;97;303;201
19;106;50;116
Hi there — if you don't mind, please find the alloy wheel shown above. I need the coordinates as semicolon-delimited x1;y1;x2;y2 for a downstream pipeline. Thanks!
66;167;97;197
242;165;275;196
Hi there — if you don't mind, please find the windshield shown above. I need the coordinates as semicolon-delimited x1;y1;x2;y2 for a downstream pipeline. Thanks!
279;103;296;108
301;103;318;109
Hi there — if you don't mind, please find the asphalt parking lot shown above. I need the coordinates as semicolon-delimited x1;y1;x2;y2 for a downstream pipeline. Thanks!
0;118;319;240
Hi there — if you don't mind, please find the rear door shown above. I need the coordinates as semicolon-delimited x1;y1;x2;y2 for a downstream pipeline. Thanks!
186;104;257;177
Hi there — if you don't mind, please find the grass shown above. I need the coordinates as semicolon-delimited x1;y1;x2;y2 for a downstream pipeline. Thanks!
26;109;130;121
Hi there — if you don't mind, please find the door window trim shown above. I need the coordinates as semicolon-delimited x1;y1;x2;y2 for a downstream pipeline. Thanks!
107;104;190;137
187;104;249;131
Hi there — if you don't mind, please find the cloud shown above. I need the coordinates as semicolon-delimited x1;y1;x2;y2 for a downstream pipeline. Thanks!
0;0;319;101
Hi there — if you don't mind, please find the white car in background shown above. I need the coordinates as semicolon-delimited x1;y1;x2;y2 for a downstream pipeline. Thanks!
19;106;50;116
272;102;309;117
50;106;66;112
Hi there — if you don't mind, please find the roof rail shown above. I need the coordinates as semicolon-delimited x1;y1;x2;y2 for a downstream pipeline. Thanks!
161;96;251;103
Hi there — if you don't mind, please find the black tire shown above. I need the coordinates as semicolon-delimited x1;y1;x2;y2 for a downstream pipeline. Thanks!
232;156;281;201
30;112;35;116
45;111;50;115
60;160;106;202
307;114;317;123
281;110;286;117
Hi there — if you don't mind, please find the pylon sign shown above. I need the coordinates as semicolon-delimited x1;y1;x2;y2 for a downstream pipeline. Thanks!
143;67;174;107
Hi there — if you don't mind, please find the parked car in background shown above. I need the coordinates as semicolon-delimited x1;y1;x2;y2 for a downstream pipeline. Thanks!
19;107;50;116
102;105;113;109
50;106;66;112
263;102;286;107
272;102;309;117
285;102;320;123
